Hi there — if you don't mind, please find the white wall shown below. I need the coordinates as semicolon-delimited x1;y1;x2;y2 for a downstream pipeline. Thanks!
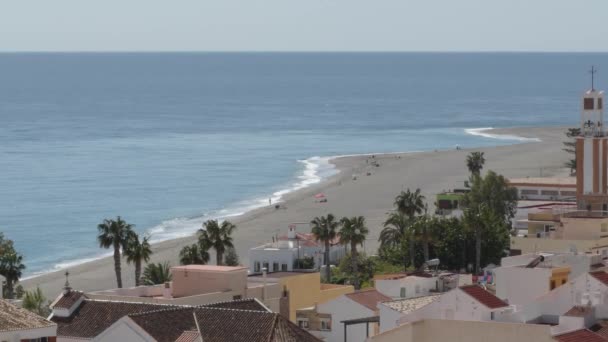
249;247;296;273
494;267;551;305
375;277;437;299
0;326;57;342
317;295;375;342
93;318;153;342
378;303;405;333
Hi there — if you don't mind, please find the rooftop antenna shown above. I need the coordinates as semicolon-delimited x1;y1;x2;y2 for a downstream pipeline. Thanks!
591;65;598;91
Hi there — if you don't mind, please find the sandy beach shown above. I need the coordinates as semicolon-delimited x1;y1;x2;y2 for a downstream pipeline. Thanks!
22;125;570;299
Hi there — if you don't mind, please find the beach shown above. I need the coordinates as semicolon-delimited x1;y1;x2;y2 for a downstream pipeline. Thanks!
22;125;570;299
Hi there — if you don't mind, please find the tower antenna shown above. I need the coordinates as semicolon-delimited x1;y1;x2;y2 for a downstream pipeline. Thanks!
591;66;598;91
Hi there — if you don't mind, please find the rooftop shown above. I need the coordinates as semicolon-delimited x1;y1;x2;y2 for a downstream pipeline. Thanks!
459;285;509;309
52;290;84;309
382;295;441;314
345;289;392;311
0;298;56;332
250;271;317;279
172;265;248;272
564;305;594;317
554;329;608;342
508;177;576;187
590;271;608;286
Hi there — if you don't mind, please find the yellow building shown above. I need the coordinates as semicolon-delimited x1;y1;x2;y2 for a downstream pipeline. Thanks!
249;272;354;321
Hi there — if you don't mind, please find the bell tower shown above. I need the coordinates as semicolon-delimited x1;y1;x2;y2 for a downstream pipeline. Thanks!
576;66;608;210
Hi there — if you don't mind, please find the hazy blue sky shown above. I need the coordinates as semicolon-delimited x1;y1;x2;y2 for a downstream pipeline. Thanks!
1;0;607;52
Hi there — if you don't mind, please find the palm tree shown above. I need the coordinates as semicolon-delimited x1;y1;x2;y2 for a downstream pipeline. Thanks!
413;215;436;263
464;203;499;274
311;214;339;282
22;287;48;316
466;152;486;176
380;212;415;271
97;216;134;288
124;233;152;287
141;262;172;285
198;220;236;266
394;188;426;218
339;216;369;289
0;251;25;299
179;244;210;265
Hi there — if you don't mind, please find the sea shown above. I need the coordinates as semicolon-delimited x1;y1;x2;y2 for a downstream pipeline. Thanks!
0;52;606;277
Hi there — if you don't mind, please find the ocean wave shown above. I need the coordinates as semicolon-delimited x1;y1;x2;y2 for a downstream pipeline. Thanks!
35;156;339;277
465;127;541;142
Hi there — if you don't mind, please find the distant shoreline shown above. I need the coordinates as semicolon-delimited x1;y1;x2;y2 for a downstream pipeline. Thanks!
21;125;568;298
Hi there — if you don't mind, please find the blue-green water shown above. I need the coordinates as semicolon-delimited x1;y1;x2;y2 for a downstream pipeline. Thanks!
0;52;603;275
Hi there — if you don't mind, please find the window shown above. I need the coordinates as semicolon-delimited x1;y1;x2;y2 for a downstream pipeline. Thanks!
400;287;406;298
233;295;242;300
585;98;595;110
550;280;556;290
320;318;332;331
521;189;539;195
562;279;567;285
281;263;288;271
263;261;269;272
297;319;309;329
560;191;576;197
272;262;279;272
602;223;608;233
540;190;559;196
254;262;261;273
600;98;604;110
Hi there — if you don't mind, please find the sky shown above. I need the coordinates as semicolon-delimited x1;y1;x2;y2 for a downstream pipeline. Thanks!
1;0;607;52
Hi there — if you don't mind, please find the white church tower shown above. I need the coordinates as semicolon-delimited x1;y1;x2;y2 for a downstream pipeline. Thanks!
576;66;608;210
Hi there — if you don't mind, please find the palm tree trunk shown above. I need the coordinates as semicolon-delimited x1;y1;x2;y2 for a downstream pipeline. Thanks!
114;245;122;288
423;238;429;263
6;279;14;299
217;250;223;266
351;242;359;290
409;238;416;269
135;260;142;287
475;229;481;275
325;240;331;282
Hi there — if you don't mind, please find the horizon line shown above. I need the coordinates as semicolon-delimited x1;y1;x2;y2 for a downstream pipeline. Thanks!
2;50;608;54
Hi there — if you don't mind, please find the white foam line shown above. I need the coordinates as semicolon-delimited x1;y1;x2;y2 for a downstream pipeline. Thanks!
465;127;541;142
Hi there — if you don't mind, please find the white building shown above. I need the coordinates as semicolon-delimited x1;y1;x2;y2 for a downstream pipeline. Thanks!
374;272;472;299
249;225;345;274
296;289;391;342
493;252;605;306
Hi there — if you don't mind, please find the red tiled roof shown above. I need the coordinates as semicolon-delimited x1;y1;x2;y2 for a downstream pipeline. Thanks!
590;271;608;286
554;329;608;342
459;285;509;309
565;306;593;317
0;299;56;332
175;330;200;342
345;289;392;311
52;290;84;309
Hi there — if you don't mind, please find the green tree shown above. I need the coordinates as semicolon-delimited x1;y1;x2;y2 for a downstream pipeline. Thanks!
224;247;240;266
379;212;415;271
179;244;210;265
394;189;426;218
198;220;237;266
563;128;580;174
22;287;49;316
311;214;339;282
339;216;369;289
0;251;25;299
413;213;437;263
141;262;172;285
97;216;134;288
466;151;486;176
124;233;152;287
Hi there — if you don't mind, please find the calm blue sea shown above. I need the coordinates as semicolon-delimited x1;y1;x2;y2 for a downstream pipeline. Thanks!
0;52;606;276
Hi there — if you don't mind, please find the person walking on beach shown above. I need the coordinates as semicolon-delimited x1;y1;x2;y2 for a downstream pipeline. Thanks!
269;198;272;206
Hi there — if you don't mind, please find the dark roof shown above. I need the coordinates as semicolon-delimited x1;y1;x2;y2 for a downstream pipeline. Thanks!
459;285;509;309
345;289;392;311
554;329;608;342
194;307;320;342
204;298;270;312
51;299;179;338
52;290;84;309
590;271;608;286
565;305;594;317
129;307;197;342
0;299;56;332
590;321;608;339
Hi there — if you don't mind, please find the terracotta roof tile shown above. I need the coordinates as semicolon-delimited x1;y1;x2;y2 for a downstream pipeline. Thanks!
554;329;608;342
129;307;197;342
590;321;608;339
51;300;179;338
345;289;392;311
459;285;508;309
0;299;56;332
590;271;608;286
52;290;84;309
204;298;270;312
175;330;200;342
565;306;594;317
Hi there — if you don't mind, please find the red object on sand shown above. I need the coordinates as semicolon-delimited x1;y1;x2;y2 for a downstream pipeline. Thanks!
314;193;326;199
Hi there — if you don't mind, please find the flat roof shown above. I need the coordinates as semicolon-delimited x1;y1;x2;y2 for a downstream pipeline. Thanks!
508;177;576;187
249;271;318;279
171;265;248;272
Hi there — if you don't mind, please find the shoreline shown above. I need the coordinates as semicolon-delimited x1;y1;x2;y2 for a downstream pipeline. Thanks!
21;125;568;298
